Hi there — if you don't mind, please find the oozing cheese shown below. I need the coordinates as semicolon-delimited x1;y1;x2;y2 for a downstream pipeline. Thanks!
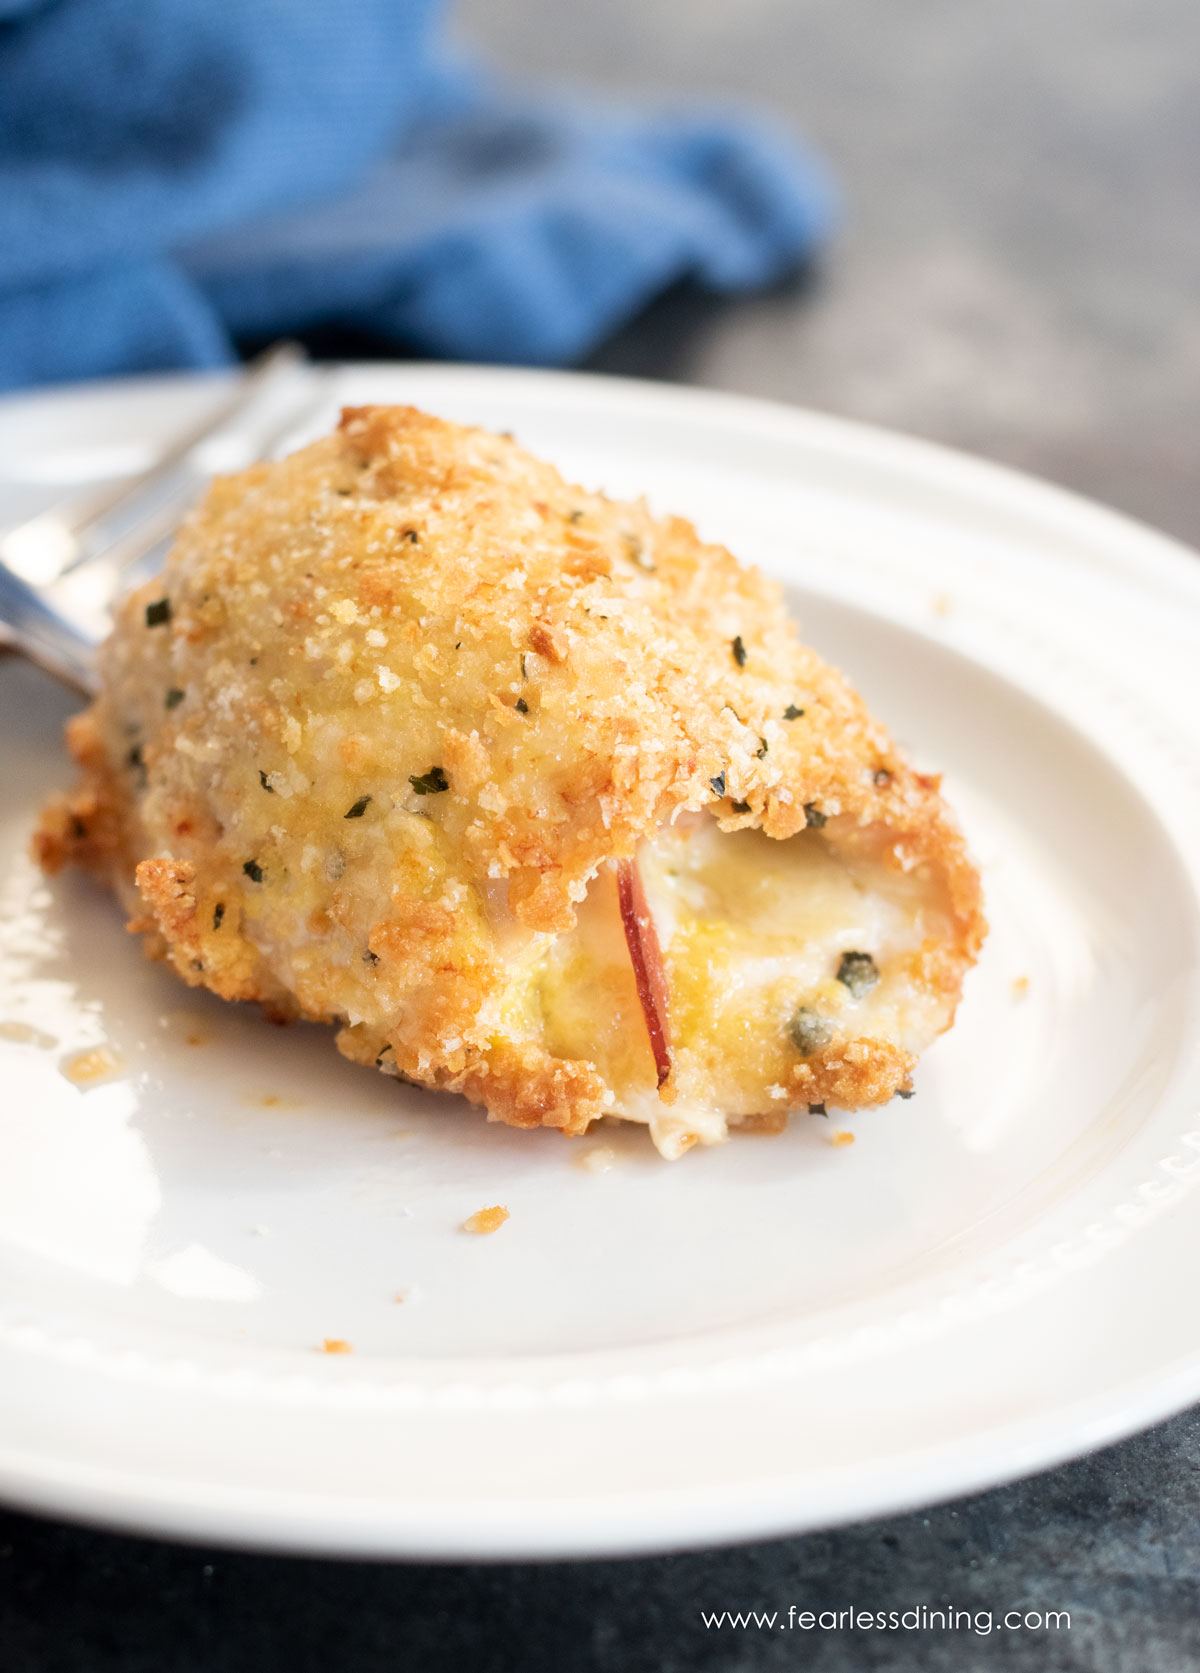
533;814;956;1156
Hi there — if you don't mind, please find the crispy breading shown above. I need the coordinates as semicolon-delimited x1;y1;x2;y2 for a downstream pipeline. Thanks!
36;406;985;1150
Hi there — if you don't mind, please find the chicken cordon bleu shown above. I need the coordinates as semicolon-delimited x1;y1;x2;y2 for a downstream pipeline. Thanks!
36;405;985;1158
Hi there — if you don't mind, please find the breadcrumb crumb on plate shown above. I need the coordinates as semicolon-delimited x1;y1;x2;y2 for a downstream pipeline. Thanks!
461;1205;510;1236
61;1044;122;1086
0;1021;58;1049
575;1144;618;1174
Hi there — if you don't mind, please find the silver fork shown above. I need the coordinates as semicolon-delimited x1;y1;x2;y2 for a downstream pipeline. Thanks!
0;343;333;697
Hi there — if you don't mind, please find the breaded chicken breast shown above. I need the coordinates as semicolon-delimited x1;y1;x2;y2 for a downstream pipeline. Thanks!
36;406;985;1157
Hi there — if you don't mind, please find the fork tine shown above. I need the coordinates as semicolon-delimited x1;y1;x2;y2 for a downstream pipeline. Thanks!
62;380;336;602
0;342;307;585
1;355;336;693
67;341;307;537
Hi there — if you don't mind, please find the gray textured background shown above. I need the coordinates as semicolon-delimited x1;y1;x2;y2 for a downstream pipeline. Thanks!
5;2;1200;1669
458;0;1200;548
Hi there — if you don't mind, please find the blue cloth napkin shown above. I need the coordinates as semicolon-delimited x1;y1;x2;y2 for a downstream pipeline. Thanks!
0;0;835;390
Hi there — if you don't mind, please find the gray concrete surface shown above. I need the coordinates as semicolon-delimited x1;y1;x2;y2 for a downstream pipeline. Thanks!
3;1409;1199;1670
457;0;1200;548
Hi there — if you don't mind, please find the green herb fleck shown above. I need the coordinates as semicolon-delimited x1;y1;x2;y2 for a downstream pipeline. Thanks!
756;736;769;759
335;488;351;497
363;949;380;966
401;528;420;544
165;688;185;710
731;635;747;667
243;859;264;884
344;795;372;819
710;771;726;798
624;533;654;570
808;1102;827;1116
895;1087;914;1100
790;1007;833;1055
783;704;805;720
409;766;449;796
731;799;751;814
520;654;528;679
212;903;225;930
804;802;827;829
515;698;529;714
837;951;879;999
258;770;274;794
568;509;584;524
145;598;171;628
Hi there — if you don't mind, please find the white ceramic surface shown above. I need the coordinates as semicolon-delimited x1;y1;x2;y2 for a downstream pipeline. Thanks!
1;365;1199;1559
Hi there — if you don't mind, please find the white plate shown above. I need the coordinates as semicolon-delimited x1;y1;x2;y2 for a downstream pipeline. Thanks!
1;365;1199;1560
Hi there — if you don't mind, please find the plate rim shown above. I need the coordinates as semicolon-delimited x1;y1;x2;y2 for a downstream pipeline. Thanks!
0;1341;1199;1561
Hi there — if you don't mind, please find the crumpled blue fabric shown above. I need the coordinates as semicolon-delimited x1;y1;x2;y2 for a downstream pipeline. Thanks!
0;0;835;390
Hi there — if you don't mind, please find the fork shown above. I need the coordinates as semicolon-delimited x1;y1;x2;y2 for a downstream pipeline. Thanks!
0;343;333;697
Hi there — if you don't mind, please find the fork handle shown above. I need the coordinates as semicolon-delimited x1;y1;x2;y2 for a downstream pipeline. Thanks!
0;560;98;695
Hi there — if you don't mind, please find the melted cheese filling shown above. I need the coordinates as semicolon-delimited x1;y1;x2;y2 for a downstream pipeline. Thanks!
533;815;954;1157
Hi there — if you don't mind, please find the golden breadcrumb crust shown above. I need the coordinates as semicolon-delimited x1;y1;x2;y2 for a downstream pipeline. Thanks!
35;405;985;1139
